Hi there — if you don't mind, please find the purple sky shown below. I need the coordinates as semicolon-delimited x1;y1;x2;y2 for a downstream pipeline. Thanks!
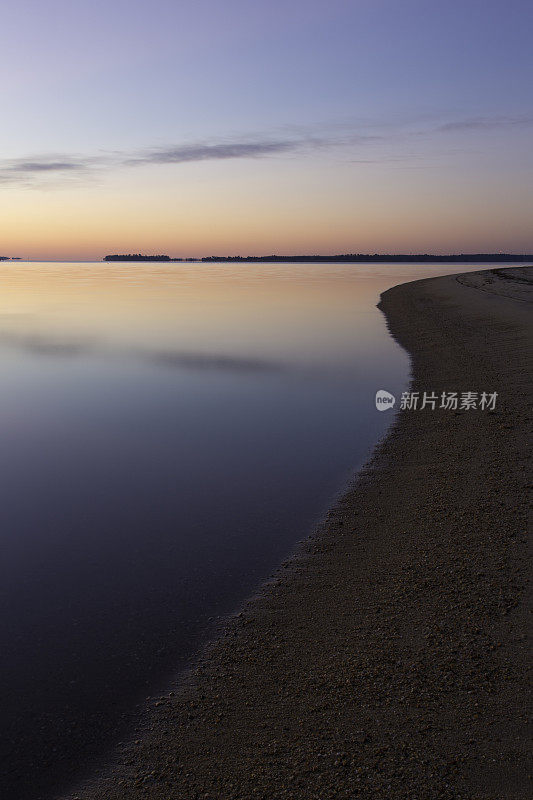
1;0;532;257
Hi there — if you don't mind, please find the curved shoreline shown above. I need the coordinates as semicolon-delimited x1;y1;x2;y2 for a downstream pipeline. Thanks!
71;267;531;800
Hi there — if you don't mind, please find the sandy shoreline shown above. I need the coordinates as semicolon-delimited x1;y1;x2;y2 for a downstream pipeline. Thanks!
69;267;531;800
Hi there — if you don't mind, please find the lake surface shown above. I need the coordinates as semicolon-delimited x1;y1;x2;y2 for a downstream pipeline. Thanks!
0;261;520;798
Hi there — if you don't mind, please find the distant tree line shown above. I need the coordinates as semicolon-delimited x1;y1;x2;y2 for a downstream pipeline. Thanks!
103;252;533;264
200;253;533;263
104;254;173;262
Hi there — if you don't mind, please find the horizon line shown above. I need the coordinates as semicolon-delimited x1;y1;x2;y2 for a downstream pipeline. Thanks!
2;252;533;264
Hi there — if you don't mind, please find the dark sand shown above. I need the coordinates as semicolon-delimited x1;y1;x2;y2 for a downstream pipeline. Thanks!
69;267;532;800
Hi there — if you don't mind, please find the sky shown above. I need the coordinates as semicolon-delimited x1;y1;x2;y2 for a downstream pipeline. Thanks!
1;0;532;259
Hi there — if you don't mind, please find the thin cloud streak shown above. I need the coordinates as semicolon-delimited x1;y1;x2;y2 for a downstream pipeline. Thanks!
0;155;98;185
435;115;533;132
0;139;309;185
1;115;531;186
8;161;84;173
127;141;298;166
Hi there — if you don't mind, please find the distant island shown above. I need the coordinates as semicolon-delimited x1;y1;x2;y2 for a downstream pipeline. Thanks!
104;254;172;262
104;253;533;264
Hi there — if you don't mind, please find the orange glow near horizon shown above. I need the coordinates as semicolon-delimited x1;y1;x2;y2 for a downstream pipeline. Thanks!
2;158;532;260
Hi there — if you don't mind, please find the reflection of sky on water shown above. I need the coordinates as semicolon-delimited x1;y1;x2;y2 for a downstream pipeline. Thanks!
0;260;506;799
0;328;288;373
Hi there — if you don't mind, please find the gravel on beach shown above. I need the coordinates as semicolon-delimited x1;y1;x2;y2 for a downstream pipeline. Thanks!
69;267;532;800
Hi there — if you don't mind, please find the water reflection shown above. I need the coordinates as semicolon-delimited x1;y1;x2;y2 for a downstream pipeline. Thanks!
0;328;287;373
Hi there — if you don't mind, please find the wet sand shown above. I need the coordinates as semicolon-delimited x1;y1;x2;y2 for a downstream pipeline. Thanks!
70;266;532;800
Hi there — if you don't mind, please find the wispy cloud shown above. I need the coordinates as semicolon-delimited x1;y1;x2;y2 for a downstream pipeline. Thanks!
6;160;85;173
0;155;98;186
435;115;533;133
126;140;298;166
1;114;531;187
0;130;383;187
0;139;309;186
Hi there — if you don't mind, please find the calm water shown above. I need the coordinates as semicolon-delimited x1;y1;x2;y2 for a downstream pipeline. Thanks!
0;261;518;798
